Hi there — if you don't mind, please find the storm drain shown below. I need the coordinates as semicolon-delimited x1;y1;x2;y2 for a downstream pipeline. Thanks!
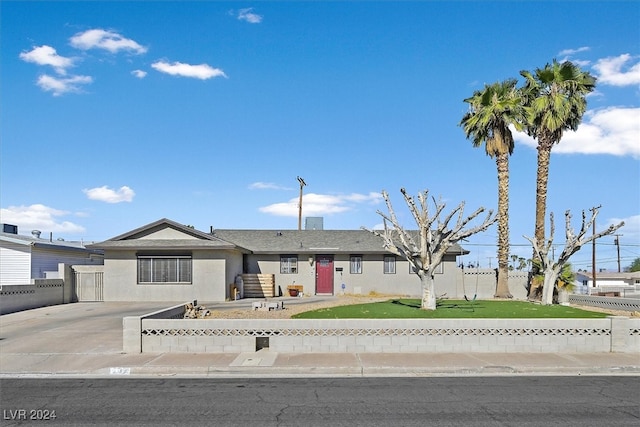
256;336;269;351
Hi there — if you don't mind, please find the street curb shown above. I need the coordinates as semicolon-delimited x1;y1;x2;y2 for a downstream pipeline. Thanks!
2;365;639;379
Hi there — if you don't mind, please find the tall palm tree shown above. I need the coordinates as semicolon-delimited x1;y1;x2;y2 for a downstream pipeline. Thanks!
520;60;596;296
460;79;523;298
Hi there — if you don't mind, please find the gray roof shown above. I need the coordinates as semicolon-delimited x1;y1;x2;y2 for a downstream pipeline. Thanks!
88;239;239;250
88;218;468;255
88;218;238;251
213;229;468;255
0;232;102;254
576;271;640;280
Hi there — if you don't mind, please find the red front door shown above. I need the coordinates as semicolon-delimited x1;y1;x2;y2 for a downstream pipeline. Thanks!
315;255;334;295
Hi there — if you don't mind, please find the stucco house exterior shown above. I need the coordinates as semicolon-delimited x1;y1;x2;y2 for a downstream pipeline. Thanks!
89;218;467;302
87;219;243;302
0;224;103;286
212;228;465;298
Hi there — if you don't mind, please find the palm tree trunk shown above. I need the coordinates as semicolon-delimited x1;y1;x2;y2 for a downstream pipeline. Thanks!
534;144;552;245
529;139;553;299
495;153;512;298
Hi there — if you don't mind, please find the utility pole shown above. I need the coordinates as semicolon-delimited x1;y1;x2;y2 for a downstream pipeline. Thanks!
297;176;306;231
591;207;597;288
614;234;623;273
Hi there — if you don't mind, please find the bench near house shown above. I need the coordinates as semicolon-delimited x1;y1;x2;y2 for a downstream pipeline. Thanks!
88;218;470;302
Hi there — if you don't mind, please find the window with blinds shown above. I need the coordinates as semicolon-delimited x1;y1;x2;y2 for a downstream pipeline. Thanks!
350;255;362;274
383;256;396;274
138;256;192;283
280;256;298;274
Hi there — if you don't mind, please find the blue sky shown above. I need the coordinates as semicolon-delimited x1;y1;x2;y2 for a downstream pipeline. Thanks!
2;1;639;272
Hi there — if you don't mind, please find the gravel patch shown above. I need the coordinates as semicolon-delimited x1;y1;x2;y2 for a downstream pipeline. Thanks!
206;295;393;319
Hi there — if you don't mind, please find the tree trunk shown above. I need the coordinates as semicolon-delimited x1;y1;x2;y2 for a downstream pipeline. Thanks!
495;153;512;298
420;274;437;310
534;143;552;246
529;140;553;299
541;266;560;305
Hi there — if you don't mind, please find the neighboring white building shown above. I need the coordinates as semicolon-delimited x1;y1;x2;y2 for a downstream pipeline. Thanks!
575;270;640;295
575;271;640;288
0;224;103;285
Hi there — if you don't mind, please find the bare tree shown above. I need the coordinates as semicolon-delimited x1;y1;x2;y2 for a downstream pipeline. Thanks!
363;188;497;310
524;206;624;305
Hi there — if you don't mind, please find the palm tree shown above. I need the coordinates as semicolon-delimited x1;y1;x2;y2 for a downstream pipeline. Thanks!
531;259;576;302
520;60;596;296
510;254;519;270
460;79;523;299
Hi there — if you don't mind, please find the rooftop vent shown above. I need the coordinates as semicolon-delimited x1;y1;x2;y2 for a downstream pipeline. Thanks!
2;224;18;234
31;230;42;239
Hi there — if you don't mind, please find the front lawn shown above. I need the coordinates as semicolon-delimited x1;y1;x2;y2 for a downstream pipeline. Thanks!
291;299;608;319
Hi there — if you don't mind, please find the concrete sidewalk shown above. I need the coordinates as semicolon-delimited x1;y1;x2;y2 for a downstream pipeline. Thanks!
1;302;639;378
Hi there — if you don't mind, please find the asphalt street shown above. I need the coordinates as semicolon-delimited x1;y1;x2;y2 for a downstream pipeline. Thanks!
1;377;639;426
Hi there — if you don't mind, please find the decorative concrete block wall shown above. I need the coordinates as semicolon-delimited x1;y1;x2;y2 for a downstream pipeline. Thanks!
123;303;187;353
569;294;640;312
128;316;640;354
0;279;66;315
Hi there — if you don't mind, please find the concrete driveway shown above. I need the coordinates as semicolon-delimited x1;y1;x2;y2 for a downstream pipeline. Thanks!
2;301;639;378
0;302;182;375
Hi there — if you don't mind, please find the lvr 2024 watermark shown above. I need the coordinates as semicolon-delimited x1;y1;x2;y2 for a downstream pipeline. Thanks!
3;409;57;421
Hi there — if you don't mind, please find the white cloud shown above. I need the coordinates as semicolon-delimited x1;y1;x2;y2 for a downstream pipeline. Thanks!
0;204;85;234
70;29;147;54
238;8;263;24
83;186;135;203
131;69;147;78
151;60;227;80
558;46;590;57
514;107;640;158
19;45;75;75
248;182;291;190
36;74;93;96
609;214;640;243
570;59;591;68
593;54;640;86
259;192;383;217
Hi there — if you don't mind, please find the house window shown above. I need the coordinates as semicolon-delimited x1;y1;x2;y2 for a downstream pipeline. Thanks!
384;256;396;274
138;256;192;284
350;256;362;274
280;256;298;274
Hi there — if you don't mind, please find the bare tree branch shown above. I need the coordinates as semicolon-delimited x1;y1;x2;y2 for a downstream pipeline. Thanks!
363;188;497;310
524;206;624;305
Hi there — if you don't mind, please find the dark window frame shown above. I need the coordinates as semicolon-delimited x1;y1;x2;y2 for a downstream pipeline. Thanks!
280;255;298;274
350;255;363;274
137;255;192;284
383;256;396;274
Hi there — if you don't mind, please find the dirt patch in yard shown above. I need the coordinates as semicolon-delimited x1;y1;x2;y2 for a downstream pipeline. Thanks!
206;294;394;319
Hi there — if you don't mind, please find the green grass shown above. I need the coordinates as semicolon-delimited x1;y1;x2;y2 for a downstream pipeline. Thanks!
291;299;609;319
